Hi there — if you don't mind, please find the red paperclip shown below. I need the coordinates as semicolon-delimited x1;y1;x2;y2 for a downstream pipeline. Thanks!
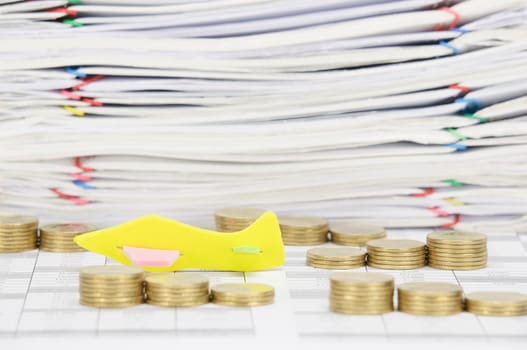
440;214;461;229
434;7;461;31
50;188;90;205
74;157;95;172
412;188;435;197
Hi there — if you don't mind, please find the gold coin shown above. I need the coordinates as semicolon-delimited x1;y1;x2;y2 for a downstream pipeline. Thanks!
398;282;461;296
428;264;486;271
330;271;394;287
0;215;38;227
211;283;274;299
280;215;328;228
367;263;425;270
367;239;425;252
146;295;210;307
466;291;527;311
307;247;365;259
330;221;385;244
145;273;208;288
212;298;274;307
80;296;144;308
40;223;97;235
283;239;327;246
215;208;265;221
80;265;144;279
427;230;486;245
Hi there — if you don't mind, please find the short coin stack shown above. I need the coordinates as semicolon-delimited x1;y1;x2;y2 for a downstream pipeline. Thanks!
330;272;394;314
427;230;487;270
366;239;426;269
279;215;329;245
79;265;145;308
40;223;96;252
330;221;386;246
397;282;463;315
465;292;527;316
211;283;274;306
145;273;210;307
306;247;365;269
0;215;38;253
214;207;266;232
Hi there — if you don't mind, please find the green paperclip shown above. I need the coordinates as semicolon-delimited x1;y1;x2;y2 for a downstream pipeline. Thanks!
464;113;488;123
67;0;81;5
442;179;464;187
63;19;83;27
447;128;467;141
232;246;261;254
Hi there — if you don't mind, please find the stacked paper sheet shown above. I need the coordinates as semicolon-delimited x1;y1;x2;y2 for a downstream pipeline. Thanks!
1;0;527;232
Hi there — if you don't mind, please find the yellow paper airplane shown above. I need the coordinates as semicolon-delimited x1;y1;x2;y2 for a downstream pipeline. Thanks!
74;212;285;272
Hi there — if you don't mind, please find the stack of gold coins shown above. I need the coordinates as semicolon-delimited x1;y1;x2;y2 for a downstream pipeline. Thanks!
306;247;365;269
211;283;274;306
279;216;329;245
366;239;426;269
427;230;487;270
39;223;96;252
214;207;266;232
0;215;38;253
145;273;209;307
79;265;144;308
330;221;386;246
466;292;527;316
398;282;463;315
330;272;394;314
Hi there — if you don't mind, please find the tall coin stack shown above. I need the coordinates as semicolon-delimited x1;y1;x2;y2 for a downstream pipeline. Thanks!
0;215;38;253
40;223;96;253
330;272;394;314
466;292;527;316
211;283;274;306
214;207;266;232
330;221;386;246
306;247;365;269
145;273;210;307
366;239;426;269
79;265;145;308
279;216;329;245
397;282;463;316
427;230;487;270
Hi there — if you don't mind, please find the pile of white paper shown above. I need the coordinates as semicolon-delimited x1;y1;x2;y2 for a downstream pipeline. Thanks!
1;0;526;232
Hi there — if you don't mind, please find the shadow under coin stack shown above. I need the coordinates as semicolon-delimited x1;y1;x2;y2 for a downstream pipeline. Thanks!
366;239;426;269
145;273;210;307
39;223;96;252
211;283;274;306
306;247;365;269
330;221;386;246
398;282;463;315
0;215;38;253
214;207;265;232
79;265;145;308
279;216;329;245
465;292;527;316
427;230;487;270
330;272;394;314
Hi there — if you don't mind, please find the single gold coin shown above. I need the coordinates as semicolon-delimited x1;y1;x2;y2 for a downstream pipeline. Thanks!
0;215;38;228
367;239;425;252
466;291;527;316
330;221;386;245
279;216;328;229
427;230;486;245
307;247;365;260
330;272;394;288
398;282;462;297
215;207;266;218
40;223;97;235
211;283;274;299
80;265;144;279
145;273;208;288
